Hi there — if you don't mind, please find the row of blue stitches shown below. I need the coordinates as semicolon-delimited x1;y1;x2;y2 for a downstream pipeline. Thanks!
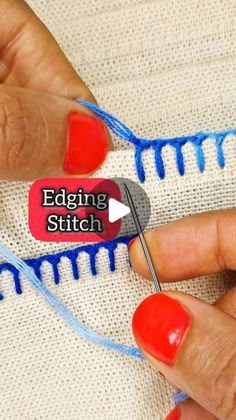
0;236;133;301
77;99;236;183
0;240;143;359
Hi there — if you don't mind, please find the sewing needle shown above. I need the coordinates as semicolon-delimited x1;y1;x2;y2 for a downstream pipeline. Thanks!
124;184;162;293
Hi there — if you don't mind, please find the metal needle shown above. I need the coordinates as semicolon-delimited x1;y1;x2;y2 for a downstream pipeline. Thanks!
124;184;162;293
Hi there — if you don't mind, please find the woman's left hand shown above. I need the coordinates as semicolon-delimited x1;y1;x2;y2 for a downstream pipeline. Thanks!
0;1;110;180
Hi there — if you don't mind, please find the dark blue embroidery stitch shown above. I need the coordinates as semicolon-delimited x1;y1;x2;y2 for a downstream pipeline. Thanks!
77;99;236;183
0;236;135;300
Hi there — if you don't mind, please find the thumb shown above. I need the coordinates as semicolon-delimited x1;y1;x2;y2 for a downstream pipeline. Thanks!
132;291;236;419
0;84;109;180
165;287;236;420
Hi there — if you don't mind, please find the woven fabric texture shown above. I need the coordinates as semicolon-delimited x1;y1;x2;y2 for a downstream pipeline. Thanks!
0;1;236;419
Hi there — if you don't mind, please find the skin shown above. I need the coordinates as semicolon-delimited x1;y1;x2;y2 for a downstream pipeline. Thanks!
129;209;236;419
0;0;110;180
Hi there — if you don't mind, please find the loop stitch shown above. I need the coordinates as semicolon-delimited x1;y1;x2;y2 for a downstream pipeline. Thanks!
77;99;236;183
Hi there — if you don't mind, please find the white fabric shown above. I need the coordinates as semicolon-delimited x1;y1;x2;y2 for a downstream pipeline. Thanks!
0;1;236;419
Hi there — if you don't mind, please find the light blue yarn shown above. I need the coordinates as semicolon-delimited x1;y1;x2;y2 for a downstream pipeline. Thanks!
173;391;189;405
0;240;144;360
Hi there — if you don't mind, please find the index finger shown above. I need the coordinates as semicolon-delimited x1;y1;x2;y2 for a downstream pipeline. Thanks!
129;209;236;282
0;0;95;100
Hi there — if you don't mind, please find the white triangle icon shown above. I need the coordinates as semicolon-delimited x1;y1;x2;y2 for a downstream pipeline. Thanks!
108;198;130;223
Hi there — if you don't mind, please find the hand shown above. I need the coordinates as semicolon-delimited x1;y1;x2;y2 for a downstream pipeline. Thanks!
129;209;236;420
0;0;109;180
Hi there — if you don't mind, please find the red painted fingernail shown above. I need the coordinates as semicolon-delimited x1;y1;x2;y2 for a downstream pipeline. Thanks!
165;406;181;420
132;294;191;366
63;112;109;175
128;237;136;250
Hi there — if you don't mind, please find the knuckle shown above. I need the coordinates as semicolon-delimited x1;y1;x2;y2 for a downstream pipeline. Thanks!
0;88;44;175
187;331;236;419
213;347;236;419
0;92;27;171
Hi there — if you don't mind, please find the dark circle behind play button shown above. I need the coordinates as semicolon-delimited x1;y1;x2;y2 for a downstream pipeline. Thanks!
89;178;151;240
112;177;151;237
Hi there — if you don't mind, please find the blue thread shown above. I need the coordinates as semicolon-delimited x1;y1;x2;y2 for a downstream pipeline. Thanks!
89;249;98;276
195;140;205;173
175;143;185;176
0;240;144;360
216;133;226;168
77;99;236;183
135;146;146;183
172;391;189;405
52;257;61;285
0;236;135;300
154;144;165;179
67;251;80;280
13;268;22;295
104;242;117;272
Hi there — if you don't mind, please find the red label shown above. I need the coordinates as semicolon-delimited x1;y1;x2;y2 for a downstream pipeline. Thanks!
28;178;121;242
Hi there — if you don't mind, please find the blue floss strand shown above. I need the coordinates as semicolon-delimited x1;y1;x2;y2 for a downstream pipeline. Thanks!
175;143;185;176
0;240;144;360
30;260;42;282
135;146;146;183
195;143;205;172
173;391;189;405
154;144;165;179
216;133;226;168
69;253;80;280
88;248;98;276
105;242;117;272
52;259;60;285
77;99;138;145
0;236;135;300
77;100;236;182
13;268;22;295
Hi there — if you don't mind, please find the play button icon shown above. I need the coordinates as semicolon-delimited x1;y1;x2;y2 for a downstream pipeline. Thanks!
108;198;130;223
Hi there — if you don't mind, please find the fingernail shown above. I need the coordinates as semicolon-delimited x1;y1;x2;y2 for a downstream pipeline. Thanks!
63;111;109;175
165;406;181;420
128;237;137;250
132;294;191;366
